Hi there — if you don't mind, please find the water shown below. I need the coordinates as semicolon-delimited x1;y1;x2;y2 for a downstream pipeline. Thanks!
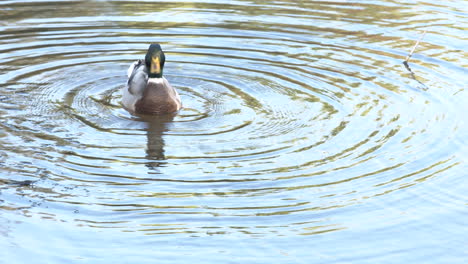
0;0;466;263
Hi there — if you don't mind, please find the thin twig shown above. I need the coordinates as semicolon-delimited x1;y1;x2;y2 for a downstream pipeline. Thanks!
403;61;429;91
405;30;427;62
402;30;429;91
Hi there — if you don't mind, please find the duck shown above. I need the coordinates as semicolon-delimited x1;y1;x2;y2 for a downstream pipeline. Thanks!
123;44;181;115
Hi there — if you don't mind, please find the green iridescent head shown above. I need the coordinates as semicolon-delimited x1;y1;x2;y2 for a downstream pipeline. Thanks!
145;44;166;78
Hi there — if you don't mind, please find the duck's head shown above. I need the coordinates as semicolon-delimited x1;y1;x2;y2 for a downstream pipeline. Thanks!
145;43;166;78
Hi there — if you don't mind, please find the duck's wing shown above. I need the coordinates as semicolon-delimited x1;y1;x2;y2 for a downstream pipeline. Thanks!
127;61;136;78
126;59;148;96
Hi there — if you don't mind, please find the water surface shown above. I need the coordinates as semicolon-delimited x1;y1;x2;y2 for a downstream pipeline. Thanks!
0;0;467;263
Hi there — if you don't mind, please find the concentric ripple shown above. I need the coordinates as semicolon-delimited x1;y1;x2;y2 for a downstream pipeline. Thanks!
0;0;467;263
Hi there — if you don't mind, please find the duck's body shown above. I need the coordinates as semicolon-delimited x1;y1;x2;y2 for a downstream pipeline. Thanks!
123;44;181;115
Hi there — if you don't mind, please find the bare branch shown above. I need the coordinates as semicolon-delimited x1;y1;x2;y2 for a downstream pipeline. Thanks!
405;30;427;63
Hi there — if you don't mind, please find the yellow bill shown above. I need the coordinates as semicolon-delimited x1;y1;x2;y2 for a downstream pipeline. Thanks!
150;56;161;74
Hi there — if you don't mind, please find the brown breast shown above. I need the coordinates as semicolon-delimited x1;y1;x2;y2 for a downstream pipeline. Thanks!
134;82;181;114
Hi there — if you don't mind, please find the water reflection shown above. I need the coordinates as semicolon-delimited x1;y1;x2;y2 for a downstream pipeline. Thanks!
143;114;175;171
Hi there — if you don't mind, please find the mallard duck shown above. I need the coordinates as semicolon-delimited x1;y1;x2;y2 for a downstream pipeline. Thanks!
123;44;181;115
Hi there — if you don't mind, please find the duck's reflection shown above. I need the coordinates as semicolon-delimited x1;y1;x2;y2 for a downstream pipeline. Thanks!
141;114;176;171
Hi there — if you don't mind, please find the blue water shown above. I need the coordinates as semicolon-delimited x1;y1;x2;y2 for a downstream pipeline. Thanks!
0;0;467;263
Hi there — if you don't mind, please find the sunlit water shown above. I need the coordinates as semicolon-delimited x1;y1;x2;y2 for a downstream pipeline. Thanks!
0;0;467;263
